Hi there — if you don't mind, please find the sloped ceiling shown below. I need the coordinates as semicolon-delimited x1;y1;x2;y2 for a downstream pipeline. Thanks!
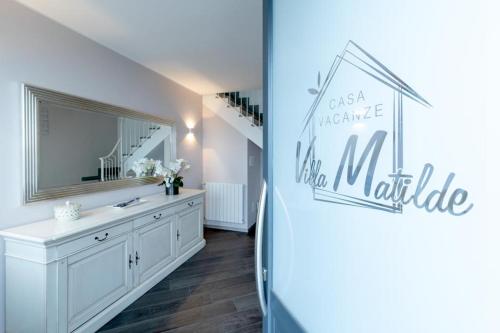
16;0;263;95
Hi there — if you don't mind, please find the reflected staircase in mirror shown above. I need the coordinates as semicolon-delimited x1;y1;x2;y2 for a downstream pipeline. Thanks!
202;90;263;148
95;119;169;182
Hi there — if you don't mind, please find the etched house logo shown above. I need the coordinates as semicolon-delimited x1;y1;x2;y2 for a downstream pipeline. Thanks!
295;41;473;216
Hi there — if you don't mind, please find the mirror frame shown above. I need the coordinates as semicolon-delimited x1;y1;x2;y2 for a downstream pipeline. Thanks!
23;84;176;204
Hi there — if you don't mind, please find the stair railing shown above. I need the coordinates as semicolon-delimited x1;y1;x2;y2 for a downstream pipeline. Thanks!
99;138;122;182
215;92;263;127
121;119;158;158
99;119;162;182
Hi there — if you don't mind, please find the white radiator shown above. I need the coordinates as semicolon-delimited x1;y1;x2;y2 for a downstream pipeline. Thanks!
204;182;245;224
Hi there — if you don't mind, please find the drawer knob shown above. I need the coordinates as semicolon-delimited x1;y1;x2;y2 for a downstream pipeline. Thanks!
153;213;162;220
94;232;109;242
188;202;194;207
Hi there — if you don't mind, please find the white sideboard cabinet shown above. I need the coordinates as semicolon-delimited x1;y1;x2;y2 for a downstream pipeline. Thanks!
0;189;205;333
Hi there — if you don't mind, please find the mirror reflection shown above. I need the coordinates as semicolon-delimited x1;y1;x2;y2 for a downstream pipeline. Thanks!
37;99;174;190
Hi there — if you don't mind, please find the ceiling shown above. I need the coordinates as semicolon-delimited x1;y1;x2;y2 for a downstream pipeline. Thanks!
16;0;263;95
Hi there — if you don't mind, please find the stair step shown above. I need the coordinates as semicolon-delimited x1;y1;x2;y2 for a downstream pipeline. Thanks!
215;91;264;126
230;92;242;107
247;105;254;115
236;97;242;107
229;92;234;106
240;97;249;116
206;93;263;148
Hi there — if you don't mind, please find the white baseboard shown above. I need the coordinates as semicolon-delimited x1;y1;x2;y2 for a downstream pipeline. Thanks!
204;220;248;232
75;239;206;333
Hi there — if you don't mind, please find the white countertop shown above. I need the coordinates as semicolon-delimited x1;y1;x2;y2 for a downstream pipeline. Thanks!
0;189;205;245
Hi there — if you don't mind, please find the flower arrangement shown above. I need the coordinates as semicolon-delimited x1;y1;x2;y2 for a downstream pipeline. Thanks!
132;158;158;177
155;159;191;195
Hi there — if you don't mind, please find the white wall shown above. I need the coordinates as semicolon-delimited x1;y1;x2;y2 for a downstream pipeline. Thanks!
39;105;118;188
239;89;263;108
202;105;263;230
0;2;202;330
203;105;249;228
202;106;248;185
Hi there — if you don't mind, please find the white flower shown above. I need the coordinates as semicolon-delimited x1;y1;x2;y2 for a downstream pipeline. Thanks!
132;158;147;176
169;159;190;175
168;161;180;174
149;158;190;185
154;162;167;177
132;158;159;177
154;160;163;172
144;159;156;171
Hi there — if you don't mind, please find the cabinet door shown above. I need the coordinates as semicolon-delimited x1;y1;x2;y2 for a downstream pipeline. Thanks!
178;204;203;256
135;217;176;285
67;234;133;331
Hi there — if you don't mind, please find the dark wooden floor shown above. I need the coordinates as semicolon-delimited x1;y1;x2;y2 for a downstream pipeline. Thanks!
98;228;262;333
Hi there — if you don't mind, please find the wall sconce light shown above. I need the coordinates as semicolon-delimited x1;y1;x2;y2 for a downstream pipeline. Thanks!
184;118;196;143
186;126;195;141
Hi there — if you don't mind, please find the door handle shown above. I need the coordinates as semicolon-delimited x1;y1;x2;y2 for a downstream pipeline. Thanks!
255;181;267;316
128;254;133;269
135;251;140;265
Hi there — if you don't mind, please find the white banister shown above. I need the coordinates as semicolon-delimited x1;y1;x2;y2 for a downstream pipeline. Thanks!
98;118;166;182
98;138;121;182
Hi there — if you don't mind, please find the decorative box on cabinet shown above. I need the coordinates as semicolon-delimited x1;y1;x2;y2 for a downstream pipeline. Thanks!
0;189;205;333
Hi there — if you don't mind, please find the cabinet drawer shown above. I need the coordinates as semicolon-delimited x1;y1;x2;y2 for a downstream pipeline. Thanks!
133;207;172;229
173;196;203;213
57;222;132;257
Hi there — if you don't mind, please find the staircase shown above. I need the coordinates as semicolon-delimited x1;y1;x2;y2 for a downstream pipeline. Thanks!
97;118;169;182
203;91;263;148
